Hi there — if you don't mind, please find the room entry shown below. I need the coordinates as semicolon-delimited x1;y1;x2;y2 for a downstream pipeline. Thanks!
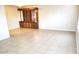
18;7;38;29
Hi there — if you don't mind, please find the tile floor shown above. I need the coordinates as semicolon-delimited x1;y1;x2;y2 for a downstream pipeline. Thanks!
0;28;76;54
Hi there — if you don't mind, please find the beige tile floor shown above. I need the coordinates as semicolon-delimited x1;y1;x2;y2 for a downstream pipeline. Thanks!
0;28;76;54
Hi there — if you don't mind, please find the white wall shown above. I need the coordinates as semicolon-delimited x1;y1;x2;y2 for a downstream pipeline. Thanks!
5;5;20;30
77;6;79;32
38;5;78;31
0;6;10;40
76;6;79;53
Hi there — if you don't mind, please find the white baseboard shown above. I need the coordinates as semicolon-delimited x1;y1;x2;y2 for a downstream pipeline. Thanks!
39;28;76;32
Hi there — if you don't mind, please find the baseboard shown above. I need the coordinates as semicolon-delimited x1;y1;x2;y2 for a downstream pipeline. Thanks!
39;28;76;32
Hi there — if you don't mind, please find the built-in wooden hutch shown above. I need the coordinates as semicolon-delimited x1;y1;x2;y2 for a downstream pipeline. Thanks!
18;7;38;29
